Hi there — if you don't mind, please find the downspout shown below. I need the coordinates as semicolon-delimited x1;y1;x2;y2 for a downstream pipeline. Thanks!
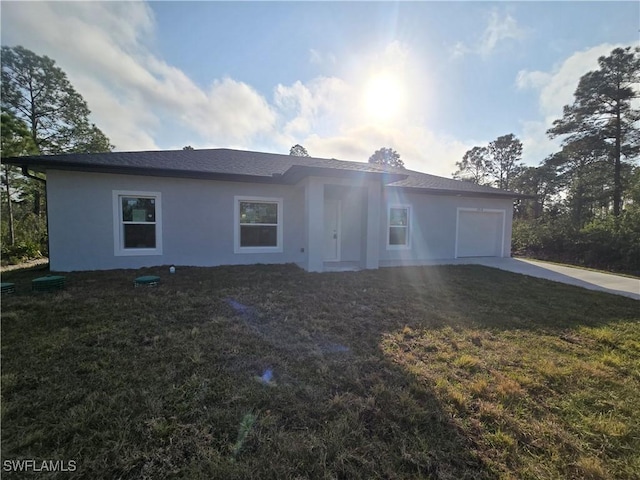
21;166;50;266
21;166;45;184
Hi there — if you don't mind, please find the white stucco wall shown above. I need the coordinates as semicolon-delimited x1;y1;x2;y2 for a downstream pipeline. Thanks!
46;170;307;271
45;169;514;272
378;189;514;267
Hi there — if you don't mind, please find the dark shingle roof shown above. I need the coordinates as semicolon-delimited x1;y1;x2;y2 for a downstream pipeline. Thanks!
3;148;521;198
385;168;520;196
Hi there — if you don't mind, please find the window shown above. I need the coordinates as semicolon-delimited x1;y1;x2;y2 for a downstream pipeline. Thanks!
113;191;162;256
235;196;283;253
387;205;411;249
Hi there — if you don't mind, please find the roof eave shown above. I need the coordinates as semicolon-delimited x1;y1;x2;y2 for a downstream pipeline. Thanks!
2;159;284;184
280;164;408;184
389;185;531;199
3;156;410;185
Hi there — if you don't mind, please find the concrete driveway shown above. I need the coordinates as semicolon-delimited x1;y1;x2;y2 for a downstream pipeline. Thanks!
466;257;640;301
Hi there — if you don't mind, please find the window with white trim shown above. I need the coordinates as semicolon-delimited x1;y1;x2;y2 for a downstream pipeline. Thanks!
387;205;411;249
113;191;162;256
235;196;283;253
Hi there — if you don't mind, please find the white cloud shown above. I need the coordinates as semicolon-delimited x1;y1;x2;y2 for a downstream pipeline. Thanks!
309;48;336;66
515;70;551;90
274;77;352;138
381;40;410;68
452;9;526;59
193;78;276;141
479;10;526;56
451;42;469;59
1;2;276;150
309;49;322;65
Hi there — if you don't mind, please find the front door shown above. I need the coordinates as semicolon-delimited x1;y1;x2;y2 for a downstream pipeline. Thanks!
324;199;340;261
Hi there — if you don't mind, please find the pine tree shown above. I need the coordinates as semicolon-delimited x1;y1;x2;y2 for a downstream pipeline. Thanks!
1;45;113;154
548;46;640;216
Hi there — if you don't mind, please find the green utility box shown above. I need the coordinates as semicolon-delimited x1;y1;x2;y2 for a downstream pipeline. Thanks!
32;275;66;292
134;275;160;287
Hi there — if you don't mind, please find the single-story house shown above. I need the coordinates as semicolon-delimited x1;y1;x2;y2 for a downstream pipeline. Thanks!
4;149;522;272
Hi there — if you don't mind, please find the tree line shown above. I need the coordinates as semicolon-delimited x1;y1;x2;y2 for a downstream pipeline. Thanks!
453;46;639;274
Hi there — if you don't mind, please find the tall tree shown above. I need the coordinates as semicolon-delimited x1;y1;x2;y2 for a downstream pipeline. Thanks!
453;134;523;189
368;147;404;168
555;137;613;227
1;45;113;154
510;159;560;219
548;46;640;216
453;146;490;184
289;144;310;157
1;112;37;245
487;134;524;190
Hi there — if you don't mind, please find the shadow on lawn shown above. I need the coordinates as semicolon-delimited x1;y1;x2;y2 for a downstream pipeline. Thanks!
2;263;637;479
214;281;496;478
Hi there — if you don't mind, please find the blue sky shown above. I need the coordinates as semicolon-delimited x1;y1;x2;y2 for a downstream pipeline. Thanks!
2;1;638;176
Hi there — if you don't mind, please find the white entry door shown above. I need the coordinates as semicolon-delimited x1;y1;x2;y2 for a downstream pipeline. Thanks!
324;199;340;261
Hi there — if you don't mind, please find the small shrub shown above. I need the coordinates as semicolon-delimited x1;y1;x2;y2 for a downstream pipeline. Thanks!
1;240;42;264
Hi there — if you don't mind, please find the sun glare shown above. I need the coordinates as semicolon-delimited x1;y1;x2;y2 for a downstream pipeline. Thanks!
363;72;405;121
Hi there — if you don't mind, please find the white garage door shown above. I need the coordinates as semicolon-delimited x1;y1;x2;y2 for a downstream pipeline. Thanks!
456;209;504;258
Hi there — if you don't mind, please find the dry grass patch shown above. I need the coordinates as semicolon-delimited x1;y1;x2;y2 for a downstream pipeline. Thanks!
380;308;639;479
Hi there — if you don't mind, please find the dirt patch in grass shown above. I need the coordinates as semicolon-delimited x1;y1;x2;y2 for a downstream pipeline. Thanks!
1;263;638;479
0;257;49;272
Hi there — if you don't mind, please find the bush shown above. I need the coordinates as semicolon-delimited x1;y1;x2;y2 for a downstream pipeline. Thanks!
1;210;48;263
513;210;640;275
1;240;42;265
575;210;640;273
511;219;543;255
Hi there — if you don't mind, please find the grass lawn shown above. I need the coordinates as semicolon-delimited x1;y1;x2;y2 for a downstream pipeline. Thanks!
1;264;639;479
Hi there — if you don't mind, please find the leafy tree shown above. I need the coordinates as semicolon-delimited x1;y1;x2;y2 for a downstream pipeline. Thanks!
511;159;560;219
183;145;194;150
548;46;640;216
289;144;309;157
553;136;612;227
627;165;640;204
1;45;113;154
454;134;523;189
1;112;37;245
453;146;490;184
368;147;404;168
1;111;37;157
487;134;524;190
